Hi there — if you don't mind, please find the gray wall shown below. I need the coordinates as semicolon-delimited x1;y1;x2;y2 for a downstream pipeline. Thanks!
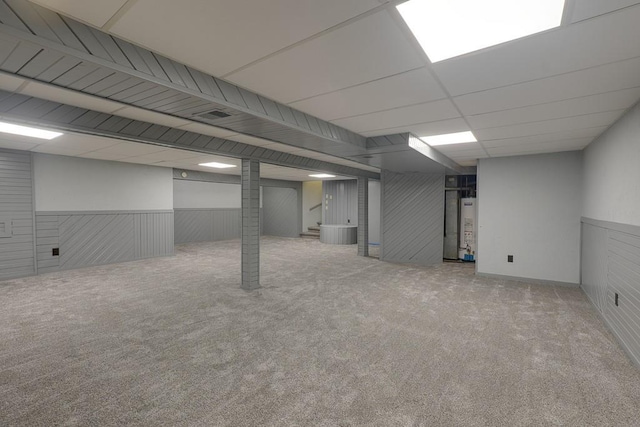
323;180;358;225
33;154;174;273
263;187;299;238
581;219;640;367
323;179;381;244
477;152;582;284
380;171;444;266
36;211;174;274
368;180;381;244
173;209;240;244
581;101;640;368
173;170;301;243
0;148;35;280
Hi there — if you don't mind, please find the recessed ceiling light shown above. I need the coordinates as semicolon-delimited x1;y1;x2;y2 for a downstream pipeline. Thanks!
397;0;565;62
309;174;336;178
419;131;477;146
198;162;236;169
0;121;63;140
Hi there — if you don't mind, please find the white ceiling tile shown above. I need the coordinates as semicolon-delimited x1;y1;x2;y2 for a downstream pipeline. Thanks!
360;117;469;138
481;128;606;148
28;0;129;28
433;142;484;153
176;123;237;138
0;73;26;92
78;151;128;161
467;88;640;129
87;142;167;158
571;1;640;23
113;106;191;128
20;81;124;114
433;5;640;96
331;99;460;133
108;0;381;76
0;137;41;150
475;110;623;141
455;159;478;167
31;145;86;156
226;10;426;104
288;68;446;121
445;149;488;159
453;57;640;115
487;139;591;157
123;149;203;163
33;133;121;153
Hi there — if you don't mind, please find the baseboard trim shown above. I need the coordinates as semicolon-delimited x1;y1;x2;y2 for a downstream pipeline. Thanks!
476;272;579;288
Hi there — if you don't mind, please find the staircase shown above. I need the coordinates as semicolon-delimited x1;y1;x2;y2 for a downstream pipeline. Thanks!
300;226;320;239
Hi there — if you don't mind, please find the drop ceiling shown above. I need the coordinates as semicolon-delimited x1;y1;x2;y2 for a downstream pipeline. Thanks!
7;0;640;168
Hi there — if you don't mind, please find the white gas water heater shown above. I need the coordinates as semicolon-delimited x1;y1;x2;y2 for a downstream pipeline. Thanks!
459;198;476;261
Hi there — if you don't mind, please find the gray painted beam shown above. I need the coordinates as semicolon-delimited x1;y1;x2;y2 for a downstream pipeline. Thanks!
241;159;260;290
357;177;369;257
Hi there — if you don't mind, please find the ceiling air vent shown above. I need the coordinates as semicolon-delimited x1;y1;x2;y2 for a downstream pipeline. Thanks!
195;109;232;121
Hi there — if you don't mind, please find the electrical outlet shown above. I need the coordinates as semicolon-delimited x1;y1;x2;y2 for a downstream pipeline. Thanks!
507;255;513;263
52;248;59;256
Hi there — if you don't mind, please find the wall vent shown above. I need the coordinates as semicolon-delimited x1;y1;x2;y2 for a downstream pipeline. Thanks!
196;110;232;121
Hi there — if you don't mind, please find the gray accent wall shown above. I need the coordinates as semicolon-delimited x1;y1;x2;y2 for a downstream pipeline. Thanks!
380;171;444;266
173;169;301;242
36;211;174;274
174;209;240;244
581;218;640;367
477;152;582;284
323;180;358;225
263;187;299;238
0;148;35;280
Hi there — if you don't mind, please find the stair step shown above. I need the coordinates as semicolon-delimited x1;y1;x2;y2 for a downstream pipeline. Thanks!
308;226;320;232
300;232;320;239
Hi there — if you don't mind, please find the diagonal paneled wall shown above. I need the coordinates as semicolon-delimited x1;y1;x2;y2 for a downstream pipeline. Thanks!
381;171;444;266
36;211;174;274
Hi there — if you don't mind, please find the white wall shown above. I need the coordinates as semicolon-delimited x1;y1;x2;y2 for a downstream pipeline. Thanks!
174;180;240;209
583;102;640;226
34;154;173;211
302;181;322;230
477;152;582;284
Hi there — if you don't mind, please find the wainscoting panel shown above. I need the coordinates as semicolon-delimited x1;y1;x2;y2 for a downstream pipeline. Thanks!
0;148;35;280
36;211;173;274
174;208;241;244
581;218;640;367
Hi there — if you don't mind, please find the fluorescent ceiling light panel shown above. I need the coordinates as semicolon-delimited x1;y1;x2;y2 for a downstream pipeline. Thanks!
0;121;63;140
309;174;336;178
198;162;236;168
419;131;477;146
397;0;565;62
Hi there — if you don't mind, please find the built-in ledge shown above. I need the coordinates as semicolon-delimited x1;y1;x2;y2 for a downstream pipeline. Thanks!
320;224;357;245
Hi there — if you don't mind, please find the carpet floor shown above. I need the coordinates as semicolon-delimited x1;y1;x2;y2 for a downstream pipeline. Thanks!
1;237;639;426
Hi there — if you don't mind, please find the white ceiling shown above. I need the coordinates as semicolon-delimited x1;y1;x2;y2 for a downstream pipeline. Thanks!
24;0;640;166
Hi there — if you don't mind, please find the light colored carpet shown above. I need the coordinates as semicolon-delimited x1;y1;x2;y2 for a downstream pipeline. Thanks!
1;237;639;426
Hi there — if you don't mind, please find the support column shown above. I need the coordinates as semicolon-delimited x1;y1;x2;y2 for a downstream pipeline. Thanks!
357;177;369;257
241;159;260;290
